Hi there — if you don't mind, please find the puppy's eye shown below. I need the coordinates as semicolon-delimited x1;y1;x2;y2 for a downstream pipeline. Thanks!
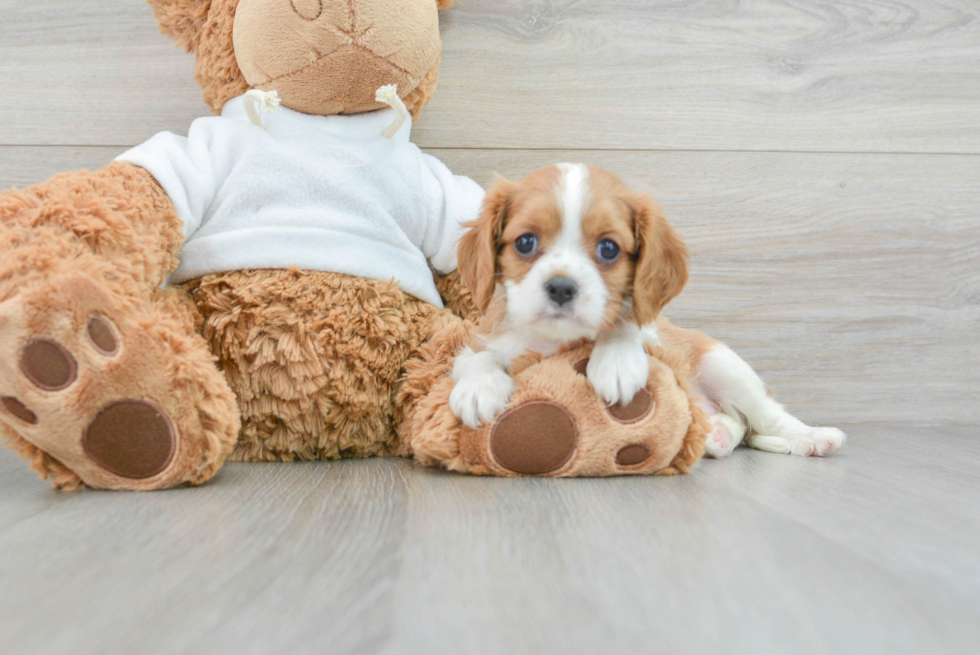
596;239;621;263
514;233;538;256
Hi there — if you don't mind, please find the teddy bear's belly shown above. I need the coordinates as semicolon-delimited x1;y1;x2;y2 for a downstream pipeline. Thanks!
183;268;440;461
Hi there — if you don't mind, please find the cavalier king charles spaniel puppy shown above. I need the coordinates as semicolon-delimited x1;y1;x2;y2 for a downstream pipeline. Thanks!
449;163;845;458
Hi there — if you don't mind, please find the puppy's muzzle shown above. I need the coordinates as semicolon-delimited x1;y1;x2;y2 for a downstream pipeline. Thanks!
545;277;578;307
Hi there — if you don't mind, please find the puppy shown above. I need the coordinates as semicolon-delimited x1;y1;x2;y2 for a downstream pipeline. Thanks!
450;163;845;458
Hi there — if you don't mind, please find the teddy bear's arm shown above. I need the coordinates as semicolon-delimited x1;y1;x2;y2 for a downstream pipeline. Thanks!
417;152;486;275
116;121;236;240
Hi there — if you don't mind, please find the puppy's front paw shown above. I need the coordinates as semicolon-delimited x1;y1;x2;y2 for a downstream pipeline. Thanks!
587;339;649;407
450;348;515;429
450;371;515;429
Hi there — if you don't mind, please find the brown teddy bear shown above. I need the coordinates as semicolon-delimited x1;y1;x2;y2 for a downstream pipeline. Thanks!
0;0;707;491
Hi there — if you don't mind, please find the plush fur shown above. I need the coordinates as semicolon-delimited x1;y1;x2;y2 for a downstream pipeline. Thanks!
0;0;708;490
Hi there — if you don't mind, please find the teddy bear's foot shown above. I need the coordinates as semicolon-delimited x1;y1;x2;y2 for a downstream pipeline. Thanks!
406;345;708;477
0;273;239;490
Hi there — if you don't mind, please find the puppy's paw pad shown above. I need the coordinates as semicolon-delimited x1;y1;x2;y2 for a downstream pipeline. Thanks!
805;427;846;456
704;420;735;458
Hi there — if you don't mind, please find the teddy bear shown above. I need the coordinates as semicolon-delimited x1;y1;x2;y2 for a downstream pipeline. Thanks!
0;0;707;491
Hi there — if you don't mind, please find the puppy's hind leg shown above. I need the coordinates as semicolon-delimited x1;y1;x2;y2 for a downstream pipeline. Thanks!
696;345;846;457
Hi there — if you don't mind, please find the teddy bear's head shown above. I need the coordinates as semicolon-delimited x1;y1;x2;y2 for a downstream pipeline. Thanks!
148;0;455;119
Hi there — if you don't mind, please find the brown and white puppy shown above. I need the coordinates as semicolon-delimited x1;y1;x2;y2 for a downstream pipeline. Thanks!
451;163;846;458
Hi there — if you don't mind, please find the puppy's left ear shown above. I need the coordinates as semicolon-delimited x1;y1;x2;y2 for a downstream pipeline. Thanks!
437;0;455;9
631;195;689;324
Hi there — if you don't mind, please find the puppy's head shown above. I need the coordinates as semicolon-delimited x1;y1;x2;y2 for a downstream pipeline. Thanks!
458;163;688;340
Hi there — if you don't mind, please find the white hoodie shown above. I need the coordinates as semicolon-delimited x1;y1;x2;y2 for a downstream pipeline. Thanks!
117;94;485;307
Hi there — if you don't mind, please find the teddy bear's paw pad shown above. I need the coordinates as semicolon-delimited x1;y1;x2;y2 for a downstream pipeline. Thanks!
82;401;175;479
19;339;79;391
0;274;200;487
85;316;120;356
489;401;578;475
607;389;654;424
615;444;651;466
2;397;38;425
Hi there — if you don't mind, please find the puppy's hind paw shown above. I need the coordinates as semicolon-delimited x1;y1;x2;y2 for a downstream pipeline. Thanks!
746;427;846;457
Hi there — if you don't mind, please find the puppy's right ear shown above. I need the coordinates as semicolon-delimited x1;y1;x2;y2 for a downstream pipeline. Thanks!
436;0;455;9
146;0;210;52
458;178;515;312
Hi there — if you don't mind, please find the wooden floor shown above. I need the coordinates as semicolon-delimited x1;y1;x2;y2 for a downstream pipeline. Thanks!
1;1;978;653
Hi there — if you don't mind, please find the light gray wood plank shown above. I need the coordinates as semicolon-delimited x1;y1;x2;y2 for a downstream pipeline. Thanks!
2;1;980;153
0;0;203;148
0;457;409;655
387;438;980;654
1;428;979;655
0;442;71;533
2;146;978;425
425;0;980;152
0;146;123;188
704;424;980;610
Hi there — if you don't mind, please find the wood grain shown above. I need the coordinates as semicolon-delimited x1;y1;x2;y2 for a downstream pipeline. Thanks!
1;429;979;655
1;1;979;152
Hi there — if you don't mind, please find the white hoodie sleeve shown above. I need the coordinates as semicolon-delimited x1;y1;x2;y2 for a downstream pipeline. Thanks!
115;118;230;238
418;152;486;274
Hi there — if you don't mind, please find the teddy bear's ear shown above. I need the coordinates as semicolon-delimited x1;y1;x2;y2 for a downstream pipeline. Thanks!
146;0;211;52
437;0;455;9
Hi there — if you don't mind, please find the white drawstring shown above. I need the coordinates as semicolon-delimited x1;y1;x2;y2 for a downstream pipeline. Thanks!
243;89;282;130
375;84;410;139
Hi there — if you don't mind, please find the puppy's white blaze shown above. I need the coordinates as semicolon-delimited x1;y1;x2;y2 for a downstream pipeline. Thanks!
555;162;590;253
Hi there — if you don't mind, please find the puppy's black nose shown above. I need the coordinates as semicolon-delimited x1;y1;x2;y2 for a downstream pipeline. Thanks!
545;277;578;307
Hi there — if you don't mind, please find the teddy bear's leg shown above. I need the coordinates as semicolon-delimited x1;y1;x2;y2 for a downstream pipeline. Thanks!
0;274;240;490
402;342;709;478
0;164;240;489
187;270;439;462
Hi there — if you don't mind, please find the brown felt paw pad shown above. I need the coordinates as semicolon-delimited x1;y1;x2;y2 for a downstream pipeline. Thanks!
2;320;174;480
86;316;120;356
19;339;77;391
489;401;579;475
615;444;651;466
83;401;175;479
2;397;38;425
0;274;208;489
